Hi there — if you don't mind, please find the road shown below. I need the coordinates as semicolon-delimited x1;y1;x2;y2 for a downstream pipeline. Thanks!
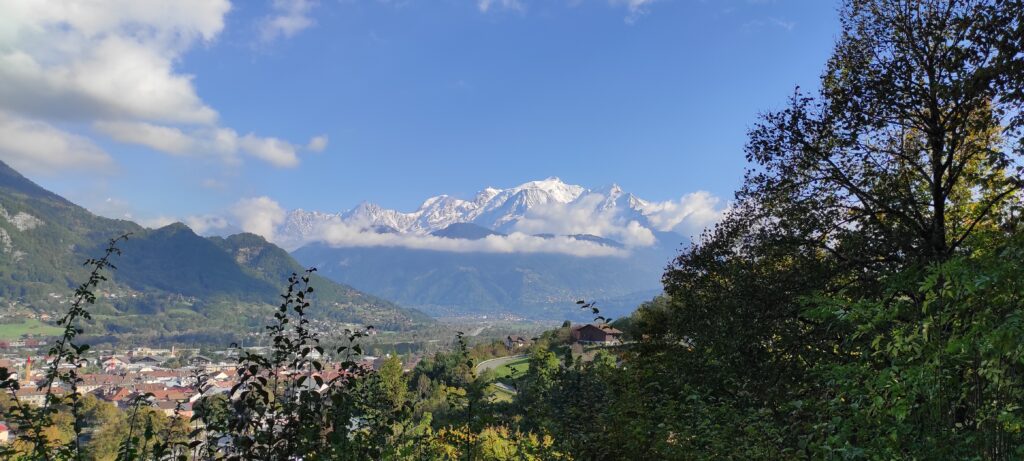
474;354;527;396
493;382;517;394
465;324;489;337
474;354;528;375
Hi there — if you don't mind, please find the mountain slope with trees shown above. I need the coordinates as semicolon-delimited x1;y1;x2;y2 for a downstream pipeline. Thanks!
0;160;431;340
293;241;667;319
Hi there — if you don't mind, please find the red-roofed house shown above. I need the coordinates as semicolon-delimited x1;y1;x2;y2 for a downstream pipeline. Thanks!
570;324;623;345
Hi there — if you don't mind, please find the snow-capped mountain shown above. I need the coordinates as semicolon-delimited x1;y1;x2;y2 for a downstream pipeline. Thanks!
282;178;723;318
277;177;667;250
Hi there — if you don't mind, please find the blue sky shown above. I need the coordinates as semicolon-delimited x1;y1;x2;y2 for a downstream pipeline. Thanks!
0;0;839;229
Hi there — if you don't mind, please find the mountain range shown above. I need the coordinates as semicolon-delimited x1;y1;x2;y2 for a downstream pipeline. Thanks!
277;178;679;250
0;160;431;345
281;178;696;319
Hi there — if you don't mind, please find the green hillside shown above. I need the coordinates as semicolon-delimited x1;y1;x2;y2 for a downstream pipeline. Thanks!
293;242;666;319
0;160;431;343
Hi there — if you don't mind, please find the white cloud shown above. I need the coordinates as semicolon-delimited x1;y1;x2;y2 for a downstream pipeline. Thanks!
88;196;137;221
238;134;301;168
514;193;657;247
478;0;524;13
512;189;727;244
138;216;179;229
0;1;227;125
0;111;113;175
95;121;310;167
0;0;318;171
640;191;727;237
306;135;329;153
316;220;627;257
185;214;230;234
232;196;287;241
261;0;318;42
94;121;195;155
220;198;626;257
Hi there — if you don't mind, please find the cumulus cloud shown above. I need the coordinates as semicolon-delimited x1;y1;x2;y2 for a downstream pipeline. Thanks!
232;197;287;241
0;0;226;124
261;0;318;42
641;191;727;237
514;193;657;247
316;220;627;257
94;121;195;155
238;134;301;168
0;111;113;175
0;0;318;171
512;189;727;244
94;121;314;167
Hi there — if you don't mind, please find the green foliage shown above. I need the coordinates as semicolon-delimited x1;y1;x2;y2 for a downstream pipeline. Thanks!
377;354;408;412
811;241;1024;459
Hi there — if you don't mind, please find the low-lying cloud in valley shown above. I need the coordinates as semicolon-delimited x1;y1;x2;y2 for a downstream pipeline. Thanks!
317;220;629;258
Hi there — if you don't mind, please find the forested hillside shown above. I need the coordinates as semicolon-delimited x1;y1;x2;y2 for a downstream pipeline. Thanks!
0;161;431;342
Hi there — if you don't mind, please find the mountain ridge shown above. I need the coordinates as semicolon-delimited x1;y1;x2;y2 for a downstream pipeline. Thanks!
277;177;678;251
0;160;430;343
282;178;700;319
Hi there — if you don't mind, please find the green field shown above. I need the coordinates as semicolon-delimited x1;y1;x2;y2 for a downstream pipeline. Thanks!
0;318;64;341
493;357;530;380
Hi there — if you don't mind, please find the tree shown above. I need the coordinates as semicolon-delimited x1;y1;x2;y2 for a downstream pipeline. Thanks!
377;354;408;412
652;0;1024;458
746;0;1022;272
515;347;560;431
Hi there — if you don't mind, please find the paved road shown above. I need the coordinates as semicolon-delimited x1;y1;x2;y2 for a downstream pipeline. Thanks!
474;354;527;396
493;382;517;394
474;354;528;375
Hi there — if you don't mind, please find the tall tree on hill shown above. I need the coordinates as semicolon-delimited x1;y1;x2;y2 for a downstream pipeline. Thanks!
650;0;1024;458
743;0;1022;272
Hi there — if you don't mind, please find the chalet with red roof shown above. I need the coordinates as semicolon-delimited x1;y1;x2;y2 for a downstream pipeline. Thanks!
570;324;623;345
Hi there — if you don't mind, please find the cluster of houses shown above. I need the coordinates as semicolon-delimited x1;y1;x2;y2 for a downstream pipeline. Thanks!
0;322;624;447
0;337;46;349
0;347;417;446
